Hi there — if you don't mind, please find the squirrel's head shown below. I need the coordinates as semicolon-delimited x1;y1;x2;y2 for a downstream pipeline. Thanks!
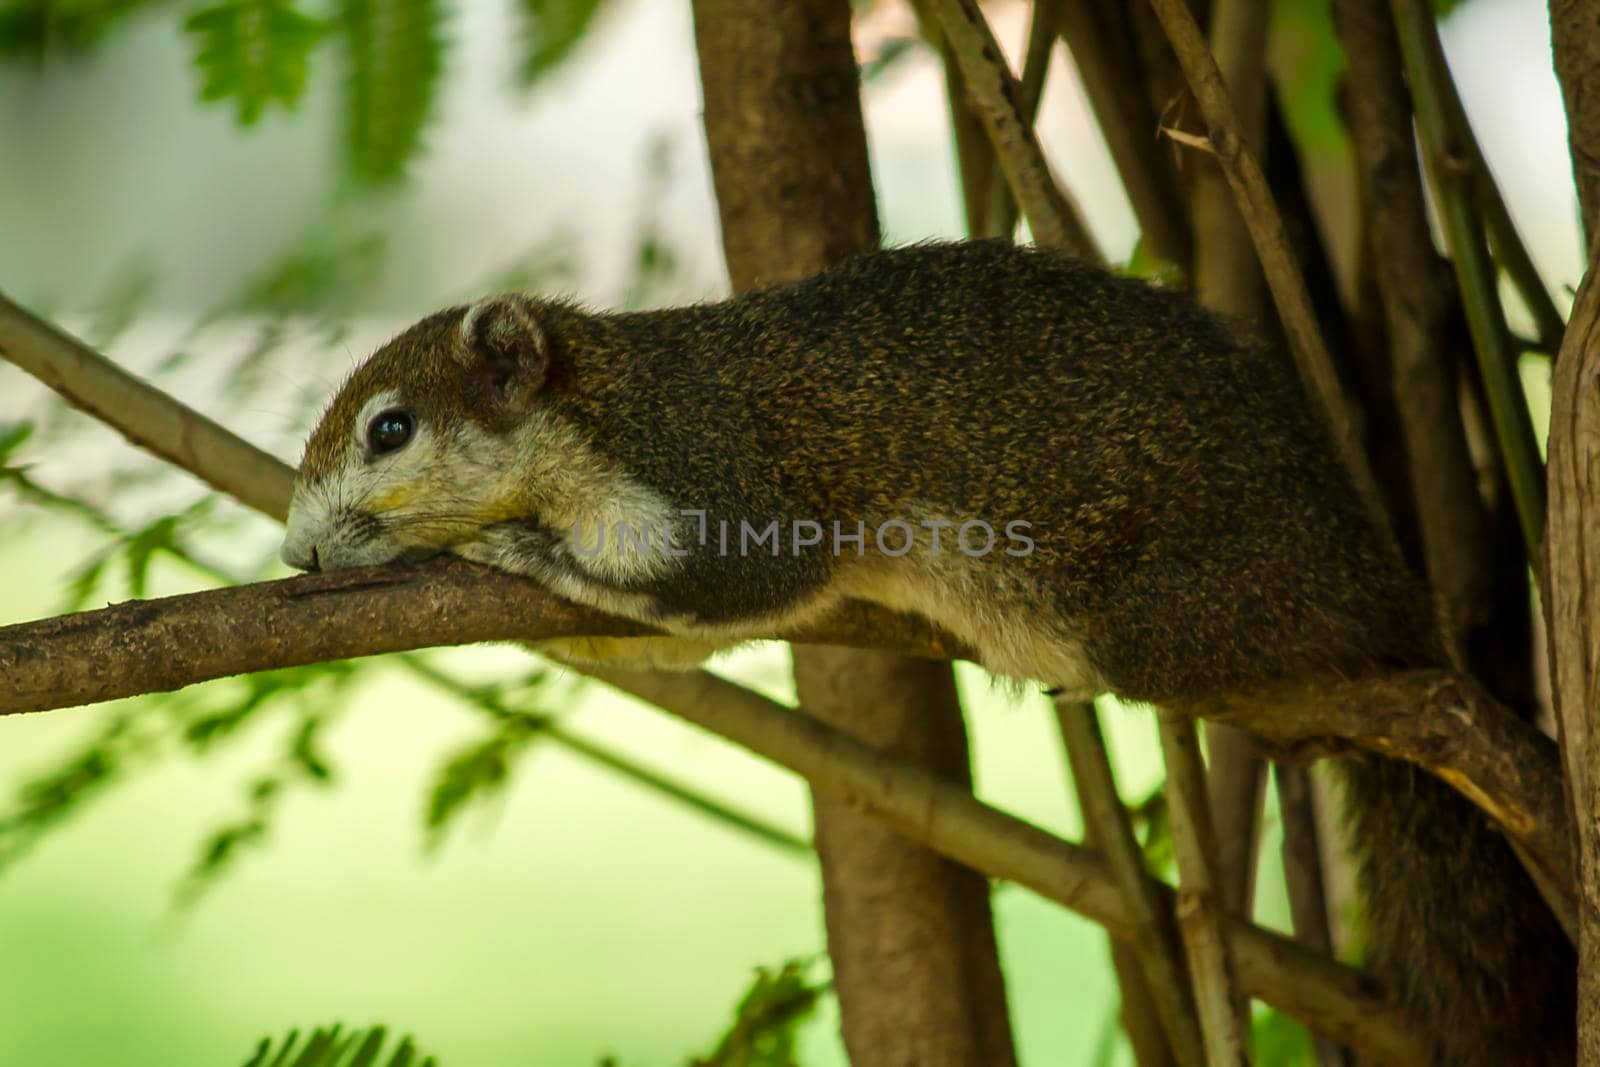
281;294;554;573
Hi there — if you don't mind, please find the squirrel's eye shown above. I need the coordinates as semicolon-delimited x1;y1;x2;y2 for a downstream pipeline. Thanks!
366;409;415;456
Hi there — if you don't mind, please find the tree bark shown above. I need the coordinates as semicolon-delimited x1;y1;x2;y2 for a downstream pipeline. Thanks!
1551;0;1600;243
801;650;1017;1066
1545;239;1600;1065
690;2;1017;1063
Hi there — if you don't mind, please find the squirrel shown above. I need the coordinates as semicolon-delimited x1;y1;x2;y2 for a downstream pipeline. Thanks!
281;239;1572;1065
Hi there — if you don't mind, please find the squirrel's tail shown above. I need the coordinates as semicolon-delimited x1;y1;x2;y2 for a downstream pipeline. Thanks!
1337;753;1574;1065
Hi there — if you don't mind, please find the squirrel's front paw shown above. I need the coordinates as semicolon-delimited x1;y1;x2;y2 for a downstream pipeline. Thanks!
534;636;735;672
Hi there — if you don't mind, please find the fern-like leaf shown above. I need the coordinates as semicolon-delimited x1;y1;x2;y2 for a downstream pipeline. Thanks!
185;0;329;125
241;1024;435;1067
340;0;445;182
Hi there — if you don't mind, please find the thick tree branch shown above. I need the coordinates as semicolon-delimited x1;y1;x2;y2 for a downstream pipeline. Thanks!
692;2;1020;1061
0;561;963;717
1544;238;1600;1062
1176;672;1576;936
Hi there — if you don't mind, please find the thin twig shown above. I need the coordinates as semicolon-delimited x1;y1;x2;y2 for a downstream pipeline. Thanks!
1203;731;1263;921
982;0;1060;239
400;657;811;855
1417;36;1566;356
1388;0;1546;563
1159;713;1250;1066
928;0;1101;260
1055;3;1191;269
1189;0;1269;320
1331;0;1493;649
1184;0;1273;950
917;0;1000;239
1055;698;1207;1067
1144;0;1381;522
1274;764;1352;1067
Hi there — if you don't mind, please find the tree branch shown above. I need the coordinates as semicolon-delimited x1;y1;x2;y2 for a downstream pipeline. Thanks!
1055;3;1191;269
1184;0;1273;941
1176;672;1577;937
0;290;294;519
1332;0;1493;649
582;667;1426;1065
1389;0;1547;563
1549;0;1600;251
0;560;963;718
1543;235;1600;1061
1056;699;1207;1067
1145;0;1380;523
1274;763;1352;1067
1159;712;1250;1066
925;0;1101;260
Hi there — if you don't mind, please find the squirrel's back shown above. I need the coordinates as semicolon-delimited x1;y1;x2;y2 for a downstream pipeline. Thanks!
546;240;1437;699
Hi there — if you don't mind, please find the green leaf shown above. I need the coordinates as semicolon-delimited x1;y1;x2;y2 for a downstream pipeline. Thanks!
123;514;180;598
424;719;541;848
516;0;605;85
692;960;828;1067
62;549;113;611
243;1024;435;1067
185;0;329;126
0;421;35;463
340;0;445;182
228;230;388;314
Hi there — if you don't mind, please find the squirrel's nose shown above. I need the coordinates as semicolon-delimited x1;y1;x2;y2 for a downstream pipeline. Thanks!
280;540;322;573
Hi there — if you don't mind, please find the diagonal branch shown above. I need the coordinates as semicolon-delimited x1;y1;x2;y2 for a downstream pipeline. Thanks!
0;291;293;518
925;0;1101;260
1056;699;1206;1067
577;666;1426;1065
1144;0;1379;522
1055;3;1190;269
1389;0;1547;563
1159;711;1250;1064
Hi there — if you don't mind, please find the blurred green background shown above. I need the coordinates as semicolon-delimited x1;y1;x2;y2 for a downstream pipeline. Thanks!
0;0;1581;1063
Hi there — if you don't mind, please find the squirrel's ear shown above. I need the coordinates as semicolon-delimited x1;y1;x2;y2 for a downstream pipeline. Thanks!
457;294;549;411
